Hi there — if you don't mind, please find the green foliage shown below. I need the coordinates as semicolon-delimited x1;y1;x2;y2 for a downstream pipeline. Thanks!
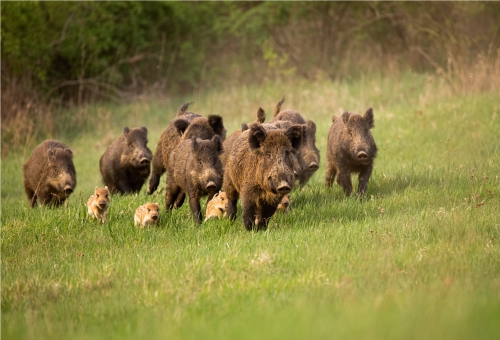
2;74;500;339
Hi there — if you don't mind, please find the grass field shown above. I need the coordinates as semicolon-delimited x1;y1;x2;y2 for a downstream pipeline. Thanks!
2;72;499;339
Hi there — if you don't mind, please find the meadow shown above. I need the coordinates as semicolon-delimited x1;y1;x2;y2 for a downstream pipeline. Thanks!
2;72;499;339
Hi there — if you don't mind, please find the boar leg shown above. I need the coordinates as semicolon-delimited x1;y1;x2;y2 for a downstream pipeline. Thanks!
174;191;185;208
223;177;239;221
260;204;278;230
325;164;337;187
147;151;165;195
115;178;133;194
165;180;182;211
242;205;257;231
188;196;202;224
24;185;37;208
337;171;353;197
357;167;373;196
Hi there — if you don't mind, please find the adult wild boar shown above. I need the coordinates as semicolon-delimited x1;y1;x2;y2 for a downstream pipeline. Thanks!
223;122;302;230
271;97;320;185
165;135;224;223
147;102;200;194
100;126;152;194
23;140;77;207
221;108;266;166
325;108;378;196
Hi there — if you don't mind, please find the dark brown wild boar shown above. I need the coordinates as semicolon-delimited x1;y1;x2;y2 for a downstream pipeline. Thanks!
325;108;378;196
148;103;200;194
223;122;302;230
99;126;152;194
23;140;77;207
165;135;224;223
221;108;265;166
271;97;320;185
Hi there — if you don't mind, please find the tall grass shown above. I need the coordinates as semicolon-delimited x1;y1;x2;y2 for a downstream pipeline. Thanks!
2;72;499;339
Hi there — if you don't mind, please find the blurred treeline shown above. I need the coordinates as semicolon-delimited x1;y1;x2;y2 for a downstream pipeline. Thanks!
1;1;500;151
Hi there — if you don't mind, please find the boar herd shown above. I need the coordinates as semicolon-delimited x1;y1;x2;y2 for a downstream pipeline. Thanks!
22;98;377;230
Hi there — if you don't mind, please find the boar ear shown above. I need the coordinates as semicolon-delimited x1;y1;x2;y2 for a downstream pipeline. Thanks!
191;137;199;152
241;122;249;131
212;135;224;154
208;115;225;138
307;120;316;134
64;148;73;157
140;126;148;134
274;96;285;117
174;119;190;135
285;125;303;150
364;107;374;128
256;107;266;123
47;149;56;159
177;102;193;116
301;125;308;144
123;127;130;135
332;116;337;123
342;112;350;125
248;123;267;150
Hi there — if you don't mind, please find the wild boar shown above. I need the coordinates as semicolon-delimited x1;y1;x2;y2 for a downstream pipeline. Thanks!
223;122;302;230
99;126;153;194
165;135;224;223
325;108;378;196
23;139;77;207
271;97;320;185
221;108;265;166
148;102;200;194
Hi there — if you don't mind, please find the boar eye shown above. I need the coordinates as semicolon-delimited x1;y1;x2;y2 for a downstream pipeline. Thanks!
349;131;353;137
53;167;59;174
129;143;135;149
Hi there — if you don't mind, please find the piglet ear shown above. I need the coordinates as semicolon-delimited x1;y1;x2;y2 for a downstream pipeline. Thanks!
248;123;267;150
285;125;303;150
341;112;350;125
123;127;130;135
364;107;374;128
174;119;190;135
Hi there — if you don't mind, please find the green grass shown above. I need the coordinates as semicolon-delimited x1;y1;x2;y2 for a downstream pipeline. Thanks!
2;72;500;339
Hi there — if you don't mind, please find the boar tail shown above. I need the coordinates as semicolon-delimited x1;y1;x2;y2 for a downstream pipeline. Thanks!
274;96;285;117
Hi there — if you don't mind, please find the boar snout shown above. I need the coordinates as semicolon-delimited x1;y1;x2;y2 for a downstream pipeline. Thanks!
63;185;73;195
277;182;291;195
139;157;150;166
308;161;319;170
206;181;217;191
356;151;368;161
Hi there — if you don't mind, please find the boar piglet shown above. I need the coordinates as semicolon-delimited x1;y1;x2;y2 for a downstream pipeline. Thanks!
165;135;224;223
100;126;152;194
23;140;77;207
223;122;302;230
325;108;378;196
